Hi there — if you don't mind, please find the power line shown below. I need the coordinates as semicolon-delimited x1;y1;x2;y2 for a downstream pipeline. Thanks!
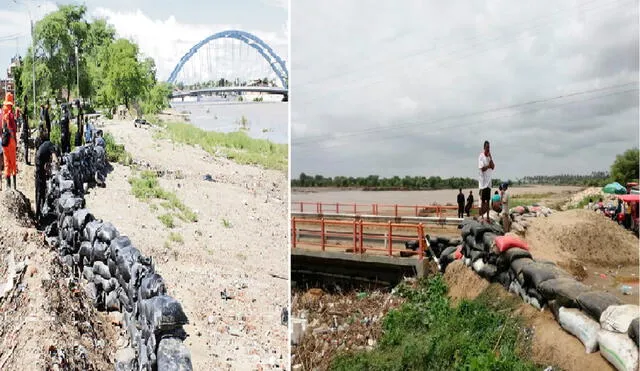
292;87;638;174
293;83;639;152
292;0;635;106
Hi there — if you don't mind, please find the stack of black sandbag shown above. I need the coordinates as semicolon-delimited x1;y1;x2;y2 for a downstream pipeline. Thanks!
40;144;193;371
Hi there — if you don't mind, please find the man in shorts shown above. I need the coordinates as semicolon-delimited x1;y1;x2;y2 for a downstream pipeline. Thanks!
478;140;495;222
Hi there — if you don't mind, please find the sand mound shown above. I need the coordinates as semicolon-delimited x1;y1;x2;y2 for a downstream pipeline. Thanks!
443;260;490;303
525;209;639;268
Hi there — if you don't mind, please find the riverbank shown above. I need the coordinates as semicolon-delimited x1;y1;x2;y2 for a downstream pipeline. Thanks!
83;117;289;369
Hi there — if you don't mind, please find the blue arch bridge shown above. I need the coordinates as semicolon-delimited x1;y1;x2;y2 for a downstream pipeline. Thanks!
167;30;288;101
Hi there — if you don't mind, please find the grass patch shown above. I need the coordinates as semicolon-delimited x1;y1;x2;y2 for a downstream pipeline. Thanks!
104;132;133;165
222;218;232;228
129;170;198;226
569;195;598;210
158;213;175;228
507;193;554;209
154;120;287;171
168;232;184;244
330;276;539;371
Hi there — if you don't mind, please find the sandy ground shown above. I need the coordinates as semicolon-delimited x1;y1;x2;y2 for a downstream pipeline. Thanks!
83;119;289;370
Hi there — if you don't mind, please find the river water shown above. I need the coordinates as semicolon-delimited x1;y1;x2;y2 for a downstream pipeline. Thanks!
291;185;582;206
171;97;288;144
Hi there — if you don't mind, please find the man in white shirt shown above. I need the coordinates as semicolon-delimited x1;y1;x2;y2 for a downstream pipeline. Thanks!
478;140;495;222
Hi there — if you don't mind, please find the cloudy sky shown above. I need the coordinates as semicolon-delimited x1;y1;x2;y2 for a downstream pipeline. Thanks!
0;0;288;83
291;0;639;181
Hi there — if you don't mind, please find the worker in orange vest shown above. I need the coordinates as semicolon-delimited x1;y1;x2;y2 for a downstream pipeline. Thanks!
1;92;18;189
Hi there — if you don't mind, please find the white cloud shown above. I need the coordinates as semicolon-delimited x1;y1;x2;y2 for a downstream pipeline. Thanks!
291;0;639;179
261;0;288;11
91;8;288;82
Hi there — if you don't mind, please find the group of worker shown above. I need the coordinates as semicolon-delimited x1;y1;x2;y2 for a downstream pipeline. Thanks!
0;91;105;228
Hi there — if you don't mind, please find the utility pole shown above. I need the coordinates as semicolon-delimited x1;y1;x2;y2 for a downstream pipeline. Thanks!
31;18;36;119
75;44;79;100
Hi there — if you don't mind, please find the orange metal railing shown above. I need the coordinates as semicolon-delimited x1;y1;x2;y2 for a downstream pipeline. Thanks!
291;217;427;259
292;201;477;218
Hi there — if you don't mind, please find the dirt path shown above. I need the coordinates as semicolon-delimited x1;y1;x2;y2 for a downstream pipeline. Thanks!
83;119;289;370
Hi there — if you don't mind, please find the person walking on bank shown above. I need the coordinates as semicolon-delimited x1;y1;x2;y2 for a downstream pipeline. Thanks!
74;99;83;147
1;93;18;189
20;95;30;165
60;104;71;154
35;140;60;227
478;140;495;222
465;190;474;217
457;188;465;218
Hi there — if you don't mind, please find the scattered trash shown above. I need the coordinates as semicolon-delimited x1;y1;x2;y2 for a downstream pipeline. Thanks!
220;289;233;300
202;174;215;182
620;285;633;295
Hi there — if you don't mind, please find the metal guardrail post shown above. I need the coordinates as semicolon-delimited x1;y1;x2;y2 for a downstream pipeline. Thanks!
387;221;393;256
291;217;297;248
394;204;398;218
418;223;425;260
359;219;364;254
352;219;357;254
320;218;325;251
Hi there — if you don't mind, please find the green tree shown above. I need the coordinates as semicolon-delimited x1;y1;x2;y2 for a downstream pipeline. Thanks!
102;39;146;107
610;148;640;184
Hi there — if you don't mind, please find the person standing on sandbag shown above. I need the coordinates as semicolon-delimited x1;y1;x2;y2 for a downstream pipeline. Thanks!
478;140;495;222
60;103;71;154
457;188;465;218
1;92;18;190
465;190;474;217
35;140;60;227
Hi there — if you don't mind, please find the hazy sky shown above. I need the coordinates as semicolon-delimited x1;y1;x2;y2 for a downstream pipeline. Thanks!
291;0;639;181
0;0;288;82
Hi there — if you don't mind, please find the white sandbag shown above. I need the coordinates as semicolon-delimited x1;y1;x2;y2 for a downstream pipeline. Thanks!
558;307;600;353
472;259;485;273
597;329;639;371
600;304;640;333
